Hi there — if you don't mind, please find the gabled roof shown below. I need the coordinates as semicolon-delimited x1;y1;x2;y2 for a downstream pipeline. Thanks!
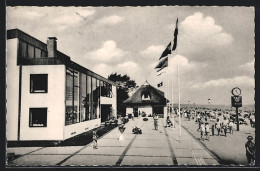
123;81;169;106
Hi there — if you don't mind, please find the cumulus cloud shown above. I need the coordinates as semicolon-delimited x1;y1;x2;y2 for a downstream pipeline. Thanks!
141;45;165;56
191;76;254;89
239;59;255;74
167;55;198;74
180;12;233;53
98;15;124;25
86;40;127;63
92;63;113;78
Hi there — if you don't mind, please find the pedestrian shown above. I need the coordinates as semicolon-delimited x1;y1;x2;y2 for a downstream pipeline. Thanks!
245;136;255;165
211;124;215;136
215;118;221;136
166;116;173;127
222;117;228;137
153;113;159;130
200;121;205;140
92;130;98;149
197;117;201;131
205;118;210;140
228;119;234;134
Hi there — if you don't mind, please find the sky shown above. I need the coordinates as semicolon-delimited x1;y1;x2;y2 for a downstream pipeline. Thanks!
6;6;255;105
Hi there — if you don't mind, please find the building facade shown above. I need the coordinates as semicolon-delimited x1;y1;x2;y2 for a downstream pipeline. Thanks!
123;81;168;118
6;29;117;141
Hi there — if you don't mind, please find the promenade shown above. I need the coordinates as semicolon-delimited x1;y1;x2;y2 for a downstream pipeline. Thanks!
7;117;219;166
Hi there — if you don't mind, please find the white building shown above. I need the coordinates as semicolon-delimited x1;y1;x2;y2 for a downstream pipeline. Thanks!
123;81;168;118
6;29;117;141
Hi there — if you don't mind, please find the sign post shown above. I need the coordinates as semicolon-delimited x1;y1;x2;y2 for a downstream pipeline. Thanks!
231;87;242;131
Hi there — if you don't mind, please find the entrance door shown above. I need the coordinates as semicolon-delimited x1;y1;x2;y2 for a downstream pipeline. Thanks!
133;107;138;117
101;104;112;122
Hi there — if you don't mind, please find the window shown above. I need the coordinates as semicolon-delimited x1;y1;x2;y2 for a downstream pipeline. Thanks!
30;74;48;93
29;108;47;127
142;92;150;100
20;40;28;58
35;47;41;58
80;73;87;122
101;81;112;98
28;44;35;58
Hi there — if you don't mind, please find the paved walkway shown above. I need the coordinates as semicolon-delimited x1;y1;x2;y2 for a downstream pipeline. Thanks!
7;117;219;166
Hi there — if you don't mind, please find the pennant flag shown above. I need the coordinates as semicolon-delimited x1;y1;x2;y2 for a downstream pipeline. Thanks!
157;70;166;76
159;42;171;60
172;18;178;51
157;82;163;88
155;57;168;72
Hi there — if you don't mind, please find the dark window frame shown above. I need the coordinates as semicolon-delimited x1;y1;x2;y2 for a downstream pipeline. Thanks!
30;74;48;93
29;108;48;127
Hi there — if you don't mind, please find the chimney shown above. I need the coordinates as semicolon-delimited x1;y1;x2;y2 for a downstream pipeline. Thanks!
47;37;57;57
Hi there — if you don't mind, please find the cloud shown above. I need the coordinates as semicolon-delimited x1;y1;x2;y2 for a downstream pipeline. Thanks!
168;55;198;74
141;45;165;56
180;12;233;54
92;63;113;78
76;9;95;17
86;40;127;63
117;61;138;69
191;76;254;89
239;59;255;74
53;14;82;25
98;15;124;25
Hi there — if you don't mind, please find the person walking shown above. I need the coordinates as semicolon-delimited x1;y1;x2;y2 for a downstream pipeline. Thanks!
245;136;255;165
215;118;221;136
222;117;228;137
197;117;201;131
92;130;98;149
205;118;210;140
200;121;205;140
153;114;159;130
228;119;234;134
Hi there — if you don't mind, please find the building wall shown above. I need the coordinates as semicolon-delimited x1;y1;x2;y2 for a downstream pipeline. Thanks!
6;38;19;140
64;118;100;140
20;65;66;140
100;85;117;118
138;106;153;116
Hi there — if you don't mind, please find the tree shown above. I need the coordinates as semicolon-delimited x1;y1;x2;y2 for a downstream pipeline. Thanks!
108;73;138;117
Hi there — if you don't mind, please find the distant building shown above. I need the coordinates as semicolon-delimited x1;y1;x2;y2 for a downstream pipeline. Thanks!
123;81;168;118
6;29;117;141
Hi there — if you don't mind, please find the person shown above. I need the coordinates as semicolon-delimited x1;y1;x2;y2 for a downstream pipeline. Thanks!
197;117;201;131
245;136;255;165
132;114;134;121
215;118;221;136
222;117;228;137
228;119;234;134
211;124;215;136
166;116;173;127
200;121;205;140
92;130;98;149
205;118;210;140
153;114;159;130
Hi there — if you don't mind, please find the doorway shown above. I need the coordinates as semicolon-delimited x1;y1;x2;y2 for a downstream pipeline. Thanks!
101;104;112;122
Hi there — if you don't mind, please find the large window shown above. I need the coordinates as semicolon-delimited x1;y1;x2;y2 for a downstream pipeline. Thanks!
19;40;47;59
80;73;87;121
86;75;92;120
29;108;47;127
65;69;102;125
65;68;80;125
30;74;48;93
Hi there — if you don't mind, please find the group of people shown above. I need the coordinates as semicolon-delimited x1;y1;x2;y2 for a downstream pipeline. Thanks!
196;114;234;140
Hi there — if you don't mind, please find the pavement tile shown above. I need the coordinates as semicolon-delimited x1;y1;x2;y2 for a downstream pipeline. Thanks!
10;154;69;166
97;138;131;147
176;157;198;165
173;148;213;159
31;146;84;155
61;154;120;166
78;146;125;155
7;147;43;155
131;139;168;148
120;156;173;166
126;147;171;157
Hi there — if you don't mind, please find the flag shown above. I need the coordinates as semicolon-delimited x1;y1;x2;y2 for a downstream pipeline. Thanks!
159;42;171;60
155;57;168;72
172;18;178;51
157;70;166;76
157;82;163;88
